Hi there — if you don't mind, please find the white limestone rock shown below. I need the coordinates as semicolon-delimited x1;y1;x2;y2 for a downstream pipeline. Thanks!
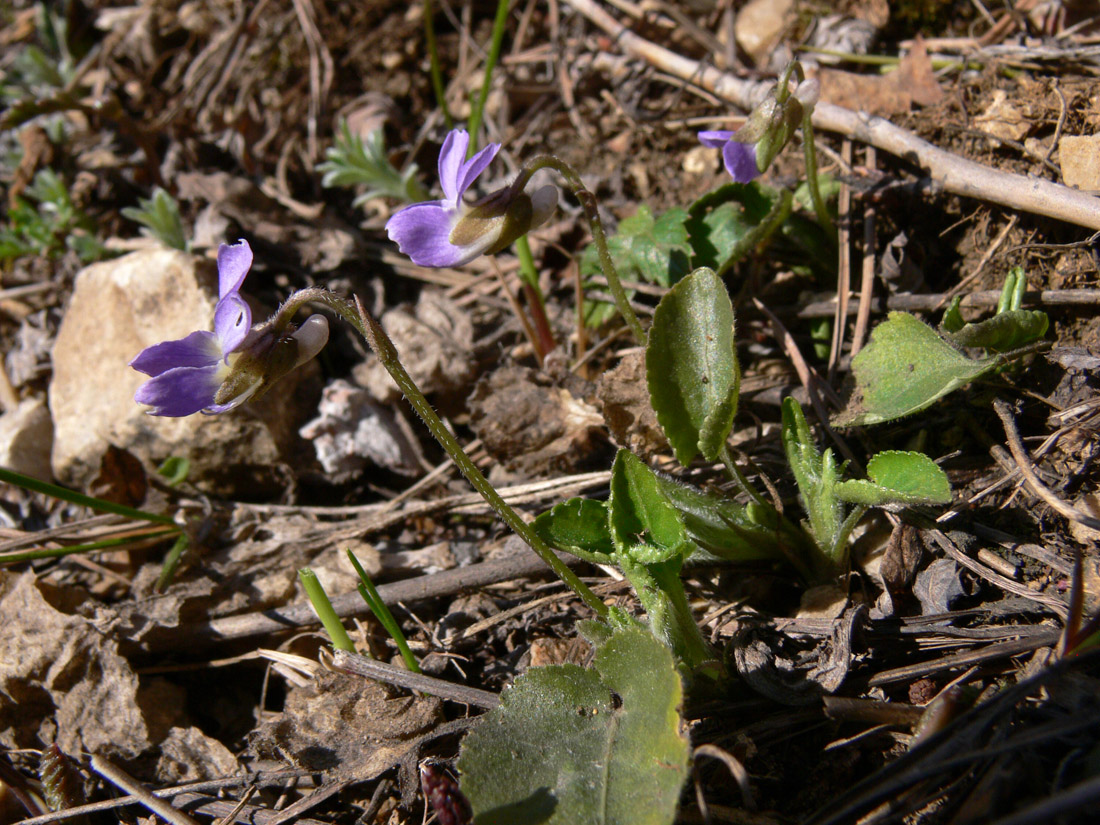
49;248;317;496
0;398;54;481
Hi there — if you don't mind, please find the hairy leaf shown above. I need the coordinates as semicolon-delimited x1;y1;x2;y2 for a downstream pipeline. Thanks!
835;450;952;506
646;267;740;465
833;312;998;427
458;626;689;825
534;498;615;564
609;450;690;565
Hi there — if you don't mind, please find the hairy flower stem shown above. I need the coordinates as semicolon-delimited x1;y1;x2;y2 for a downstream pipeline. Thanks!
513;156;648;345
780;61;835;241
274;288;610;620
801;111;835;241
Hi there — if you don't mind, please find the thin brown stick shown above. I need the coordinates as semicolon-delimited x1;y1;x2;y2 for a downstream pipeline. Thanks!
170;549;586;650
329;649;500;709
993;399;1100;532
563;0;1100;231
90;756;201;825
851;145;878;357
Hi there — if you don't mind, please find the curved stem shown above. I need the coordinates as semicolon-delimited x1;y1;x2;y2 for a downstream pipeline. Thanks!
514;155;647;345
278;288;610;619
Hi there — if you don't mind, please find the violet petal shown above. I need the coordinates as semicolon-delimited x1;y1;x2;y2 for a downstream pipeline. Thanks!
129;331;221;377
214;292;252;355
386;201;466;267
453;142;499;202
698;130;735;149
722;140;759;183
134;365;223;417
437;130;470;205
217;240;253;298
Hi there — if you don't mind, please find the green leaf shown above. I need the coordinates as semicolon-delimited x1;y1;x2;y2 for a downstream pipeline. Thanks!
608;450;690;565
653;474;784;564
121;188;188;252
458;626;690;825
156;456;190;487
835;451;952;506
941;296;965;333
833;312;999;427
580;205;691;290
317;122;429;205
945;309;1048;352
999;266;1026;314
685;182;780;271
781;398;843;552
939;269;1048;353
534;498;615;564
646;267;740;464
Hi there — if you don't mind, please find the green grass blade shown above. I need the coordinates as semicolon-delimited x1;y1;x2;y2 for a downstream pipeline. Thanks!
0;466;177;526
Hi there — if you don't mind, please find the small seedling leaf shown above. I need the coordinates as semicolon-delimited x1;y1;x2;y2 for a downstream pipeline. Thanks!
834;450;952;506
609;450;690;565
458;626;689;825
534;498;616;564
646;267;740;464
833;312;998;427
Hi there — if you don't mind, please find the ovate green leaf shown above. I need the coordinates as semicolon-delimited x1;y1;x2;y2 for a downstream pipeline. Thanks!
833;312;998;427
685;182;780;270
646;267;740;464
458;626;690;825
834;450;952;506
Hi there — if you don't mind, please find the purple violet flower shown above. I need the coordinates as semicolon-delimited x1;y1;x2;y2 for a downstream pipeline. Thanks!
131;241;256;416
386;129;556;267
698;131;759;184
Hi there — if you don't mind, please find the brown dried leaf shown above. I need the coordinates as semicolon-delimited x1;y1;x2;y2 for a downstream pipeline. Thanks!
0;571;151;758
254;671;442;781
469;365;607;479
595;351;669;460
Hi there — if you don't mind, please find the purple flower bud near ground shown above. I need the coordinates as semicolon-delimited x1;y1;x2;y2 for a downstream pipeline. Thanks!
130;240;329;416
698;130;759;184
386;129;557;267
700;72;822;185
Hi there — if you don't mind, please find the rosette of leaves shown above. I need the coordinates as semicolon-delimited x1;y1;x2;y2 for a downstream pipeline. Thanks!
317;121;429;206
